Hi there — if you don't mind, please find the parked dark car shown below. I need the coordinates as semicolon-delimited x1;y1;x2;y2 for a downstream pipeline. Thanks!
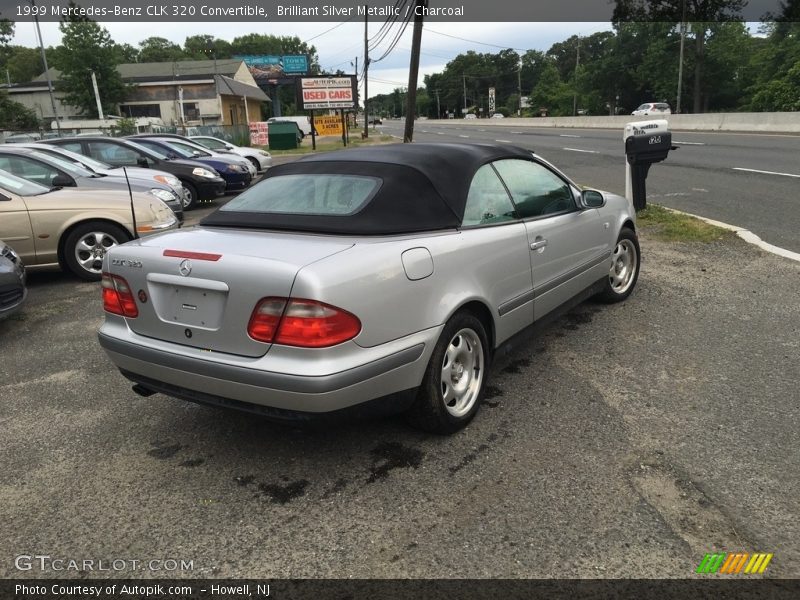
130;137;252;192
0;146;184;222
43;137;225;210
0;240;27;320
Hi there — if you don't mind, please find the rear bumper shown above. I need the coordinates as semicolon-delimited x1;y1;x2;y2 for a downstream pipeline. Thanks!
97;324;440;414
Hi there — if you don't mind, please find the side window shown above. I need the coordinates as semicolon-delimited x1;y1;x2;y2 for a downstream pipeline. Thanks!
199;138;226;150
0;156;60;186
461;164;517;227
87;142;139;166
57;142;83;153
493;159;575;219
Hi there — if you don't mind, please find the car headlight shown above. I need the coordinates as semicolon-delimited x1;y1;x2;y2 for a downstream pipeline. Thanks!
153;174;181;188
1;244;21;265
136;201;178;234
258;150;271;157
225;164;245;173
148;188;178;203
192;167;218;179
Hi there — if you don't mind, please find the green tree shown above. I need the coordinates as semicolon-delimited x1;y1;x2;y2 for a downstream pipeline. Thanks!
0;91;40;129
51;3;129;117
229;34;320;73
1;46;43;83
184;35;232;60
613;0;746;113
529;58;573;115
138;37;185;63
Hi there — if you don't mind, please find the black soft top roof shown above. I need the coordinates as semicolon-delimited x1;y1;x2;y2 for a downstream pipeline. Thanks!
201;143;534;235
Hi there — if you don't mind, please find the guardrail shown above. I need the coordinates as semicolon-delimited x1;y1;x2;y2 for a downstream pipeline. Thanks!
434;112;800;134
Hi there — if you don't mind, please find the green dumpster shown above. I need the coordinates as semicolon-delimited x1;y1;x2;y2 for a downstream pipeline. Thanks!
268;121;301;150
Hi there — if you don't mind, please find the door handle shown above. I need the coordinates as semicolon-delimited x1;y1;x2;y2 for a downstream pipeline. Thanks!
530;239;548;251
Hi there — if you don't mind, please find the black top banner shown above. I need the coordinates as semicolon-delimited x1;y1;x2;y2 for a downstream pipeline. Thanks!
0;0;793;23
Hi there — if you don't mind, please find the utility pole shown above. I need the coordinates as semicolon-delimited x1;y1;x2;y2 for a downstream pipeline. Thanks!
403;0;426;142
90;70;104;120
32;0;60;133
363;5;369;138
572;39;580;116
463;74;467;116
433;88;441;119
517;59;522;116
676;0;687;113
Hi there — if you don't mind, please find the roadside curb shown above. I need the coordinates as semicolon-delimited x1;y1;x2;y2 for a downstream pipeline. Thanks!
663;207;800;264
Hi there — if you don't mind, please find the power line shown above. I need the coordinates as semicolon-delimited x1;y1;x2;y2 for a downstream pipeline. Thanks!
426;28;528;52
303;16;357;44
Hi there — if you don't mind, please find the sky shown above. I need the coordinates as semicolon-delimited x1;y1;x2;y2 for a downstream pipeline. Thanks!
10;21;612;97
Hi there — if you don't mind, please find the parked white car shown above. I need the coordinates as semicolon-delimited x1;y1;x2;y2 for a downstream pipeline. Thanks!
190;136;273;172
268;116;312;138
632;102;671;116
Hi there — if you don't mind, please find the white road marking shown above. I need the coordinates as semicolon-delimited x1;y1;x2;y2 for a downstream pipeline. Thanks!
495;139;512;143
511;131;524;134
733;167;800;179
562;147;599;154
691;188;709;192
664;208;800;264
479;129;486;132
459;134;470;138
436;132;445;135
675;141;706;145
422;130;429;133
559;134;581;138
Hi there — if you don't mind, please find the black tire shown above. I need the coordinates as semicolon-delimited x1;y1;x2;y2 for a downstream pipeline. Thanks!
406;311;490;434
595;227;640;303
63;221;130;281
180;181;199;210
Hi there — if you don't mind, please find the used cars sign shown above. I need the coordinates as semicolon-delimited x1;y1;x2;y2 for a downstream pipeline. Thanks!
297;76;357;110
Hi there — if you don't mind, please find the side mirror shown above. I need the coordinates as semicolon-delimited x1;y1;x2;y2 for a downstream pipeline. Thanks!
136;156;149;168
225;144;234;150
51;174;74;188
580;189;605;208
0;193;11;201
192;151;202;157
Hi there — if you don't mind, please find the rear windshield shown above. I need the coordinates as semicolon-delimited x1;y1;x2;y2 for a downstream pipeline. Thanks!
220;174;381;216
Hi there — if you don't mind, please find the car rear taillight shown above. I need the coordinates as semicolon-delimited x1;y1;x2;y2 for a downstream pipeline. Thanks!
247;297;287;343
247;297;361;348
102;273;139;318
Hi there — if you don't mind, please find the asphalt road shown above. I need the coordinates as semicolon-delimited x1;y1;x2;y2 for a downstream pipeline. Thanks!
1;227;798;578
378;120;800;253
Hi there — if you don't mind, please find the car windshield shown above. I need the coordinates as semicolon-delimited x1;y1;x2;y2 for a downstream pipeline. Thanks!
126;139;168;160
636;104;651;110
29;151;95;177
147;141;193;159
166;141;211;157
0;168;51;195
220;174;381;216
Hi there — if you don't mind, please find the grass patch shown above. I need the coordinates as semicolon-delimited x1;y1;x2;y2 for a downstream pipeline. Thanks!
260;130;390;156
637;204;732;243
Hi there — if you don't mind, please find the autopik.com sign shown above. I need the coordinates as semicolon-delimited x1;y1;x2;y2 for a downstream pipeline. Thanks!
297;76;357;110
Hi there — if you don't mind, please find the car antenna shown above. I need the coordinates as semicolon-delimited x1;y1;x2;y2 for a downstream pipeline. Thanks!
123;166;139;239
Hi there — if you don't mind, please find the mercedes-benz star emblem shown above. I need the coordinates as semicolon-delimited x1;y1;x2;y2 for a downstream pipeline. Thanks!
179;259;192;277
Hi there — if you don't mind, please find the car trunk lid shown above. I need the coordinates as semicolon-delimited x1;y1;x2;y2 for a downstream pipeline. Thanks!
106;227;354;357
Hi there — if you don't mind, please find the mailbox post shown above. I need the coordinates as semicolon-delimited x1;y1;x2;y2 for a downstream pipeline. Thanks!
624;119;675;212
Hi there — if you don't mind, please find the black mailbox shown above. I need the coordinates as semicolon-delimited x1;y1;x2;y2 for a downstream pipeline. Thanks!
624;126;675;211
625;131;672;165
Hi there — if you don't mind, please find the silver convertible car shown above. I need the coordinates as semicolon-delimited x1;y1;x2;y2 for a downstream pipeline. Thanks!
98;143;640;433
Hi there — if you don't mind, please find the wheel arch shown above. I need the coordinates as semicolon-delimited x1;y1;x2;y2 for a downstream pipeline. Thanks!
57;218;133;268
447;299;496;352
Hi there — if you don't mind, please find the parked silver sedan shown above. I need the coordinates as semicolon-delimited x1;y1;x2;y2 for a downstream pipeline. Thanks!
98;143;640;433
